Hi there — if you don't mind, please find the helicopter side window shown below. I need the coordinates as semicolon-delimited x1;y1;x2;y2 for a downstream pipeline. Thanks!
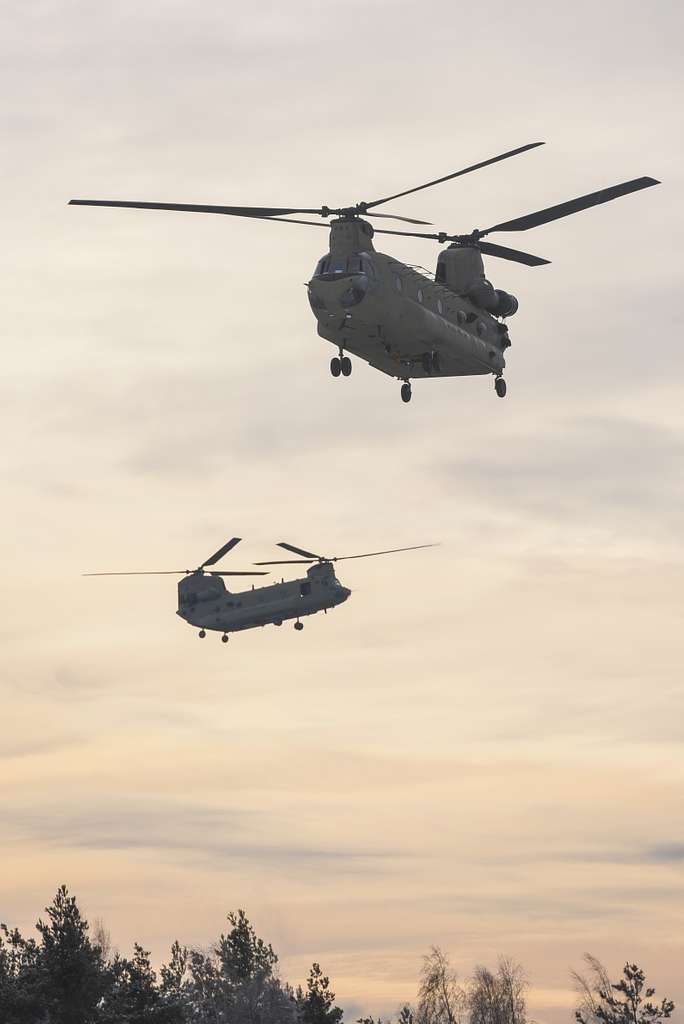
300;581;312;597
394;275;402;292
417;288;424;304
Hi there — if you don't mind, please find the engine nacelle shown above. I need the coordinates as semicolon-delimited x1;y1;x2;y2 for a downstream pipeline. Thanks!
493;289;518;317
465;281;519;318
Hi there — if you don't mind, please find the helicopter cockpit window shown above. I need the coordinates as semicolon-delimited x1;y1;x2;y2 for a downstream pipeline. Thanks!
436;261;446;283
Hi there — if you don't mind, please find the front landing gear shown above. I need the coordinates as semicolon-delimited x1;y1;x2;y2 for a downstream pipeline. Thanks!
294;620;304;631
330;352;352;378
198;629;206;639
221;633;229;643
495;376;507;398
401;381;412;404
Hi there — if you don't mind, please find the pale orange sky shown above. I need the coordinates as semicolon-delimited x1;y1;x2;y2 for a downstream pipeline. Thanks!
1;1;683;1021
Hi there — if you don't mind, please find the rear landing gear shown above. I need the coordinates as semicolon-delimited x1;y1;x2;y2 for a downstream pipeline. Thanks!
495;376;507;398
340;355;352;377
221;633;229;643
330;356;341;377
401;381;412;403
294;620;304;631
198;629;206;638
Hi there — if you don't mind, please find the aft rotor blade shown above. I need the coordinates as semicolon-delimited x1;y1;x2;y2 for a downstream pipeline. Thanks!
477;241;550;266
481;176;660;234
201;537;242;568
69;200;326;218
333;543;439;562
369;227;549;266
364;142;545;210
276;542;323;560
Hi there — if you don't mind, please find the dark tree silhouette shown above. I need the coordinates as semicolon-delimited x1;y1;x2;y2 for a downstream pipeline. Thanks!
573;956;675;1024
298;962;344;1023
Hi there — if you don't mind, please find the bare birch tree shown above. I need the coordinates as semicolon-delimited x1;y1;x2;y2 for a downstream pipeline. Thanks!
416;946;467;1024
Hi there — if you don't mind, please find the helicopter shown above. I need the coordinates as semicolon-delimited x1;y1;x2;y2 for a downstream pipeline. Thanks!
83;537;437;641
69;143;659;403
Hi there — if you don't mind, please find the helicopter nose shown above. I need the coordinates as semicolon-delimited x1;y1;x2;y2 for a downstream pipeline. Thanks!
308;274;368;311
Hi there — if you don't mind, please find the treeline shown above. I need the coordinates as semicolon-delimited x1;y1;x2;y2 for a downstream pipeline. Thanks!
0;887;676;1024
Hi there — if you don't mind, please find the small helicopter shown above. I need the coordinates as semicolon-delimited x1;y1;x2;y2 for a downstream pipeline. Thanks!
84;537;436;641
70;143;659;403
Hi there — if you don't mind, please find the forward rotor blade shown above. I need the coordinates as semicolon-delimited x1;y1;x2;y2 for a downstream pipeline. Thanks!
333;543;439;562
69;200;325;218
481;176;660;234
364;142;545;210
201;537;242;568
276;542;322;560
82;571;188;576
477;241;550;266
208;570;269;576
252;559;315;566
364;211;432;225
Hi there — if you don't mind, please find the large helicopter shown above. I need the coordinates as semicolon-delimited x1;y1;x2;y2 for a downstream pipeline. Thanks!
84;537;436;641
70;143;659;403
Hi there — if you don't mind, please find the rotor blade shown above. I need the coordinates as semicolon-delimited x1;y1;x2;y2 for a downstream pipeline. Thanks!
200;537;242;568
481;176;660;234
364;211;432;225
208;570;269;576
477;241;550;266
364;143;545;210
333;543;439;562
276;542;322;560
252;559;315;566
83;571;188;576
368;227;549;266
69;200;326;218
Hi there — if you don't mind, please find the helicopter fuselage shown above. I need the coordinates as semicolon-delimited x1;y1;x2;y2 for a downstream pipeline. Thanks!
176;561;351;635
308;219;508;383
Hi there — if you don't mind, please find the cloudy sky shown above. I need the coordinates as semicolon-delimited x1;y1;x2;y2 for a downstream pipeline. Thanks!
2;1;683;1019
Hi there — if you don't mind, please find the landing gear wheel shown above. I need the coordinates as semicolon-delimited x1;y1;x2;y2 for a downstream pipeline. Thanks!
340;355;352;377
431;351;441;373
495;377;507;398
198;629;206;639
330;356;341;377
401;382;412;403
221;633;229;643
294;621;304;631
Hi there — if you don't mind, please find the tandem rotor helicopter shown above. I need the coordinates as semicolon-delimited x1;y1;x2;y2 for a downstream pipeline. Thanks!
70;142;659;403
84;537;436;642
